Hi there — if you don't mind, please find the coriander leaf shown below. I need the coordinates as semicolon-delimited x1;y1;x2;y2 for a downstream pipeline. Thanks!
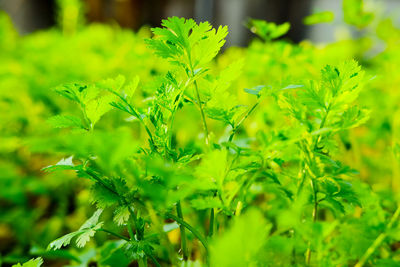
303;11;334;25
12;258;43;267
47;115;85;129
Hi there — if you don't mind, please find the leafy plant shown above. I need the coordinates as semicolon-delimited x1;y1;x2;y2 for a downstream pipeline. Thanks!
2;0;400;265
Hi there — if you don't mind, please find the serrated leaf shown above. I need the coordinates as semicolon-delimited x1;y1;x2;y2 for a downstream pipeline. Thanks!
147;17;228;70
79;209;103;230
47;115;84;129
98;75;126;92
12;258;43;267
76;228;98;248
48;231;83;250
122;240;153;261
85;93;117;126
114;206;131;226
48;210;103;250
91;183;120;208
124;76;140;98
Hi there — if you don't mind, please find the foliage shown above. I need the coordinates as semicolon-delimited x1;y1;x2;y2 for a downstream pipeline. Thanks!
1;0;400;266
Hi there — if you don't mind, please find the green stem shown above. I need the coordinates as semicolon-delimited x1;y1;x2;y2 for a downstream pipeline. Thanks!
165;212;209;253
306;178;318;265
113;92;156;147
176;201;188;260
186;50;209;146
355;206;400;267
98;228;130;241
127;220;135;240
209;208;214;237
138;257;148;267
229;102;259;142
193;80;209;145
313;104;331;150
311;179;318;223
146;253;162;267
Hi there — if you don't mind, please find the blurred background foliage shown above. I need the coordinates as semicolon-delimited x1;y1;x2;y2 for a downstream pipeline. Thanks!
0;0;400;266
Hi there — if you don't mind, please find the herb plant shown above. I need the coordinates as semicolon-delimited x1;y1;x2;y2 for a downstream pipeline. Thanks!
2;0;400;266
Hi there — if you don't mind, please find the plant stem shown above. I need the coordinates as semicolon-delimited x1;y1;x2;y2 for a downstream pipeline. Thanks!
208;208;214;237
113;91;156;147
235;201;243;216
165;212;209;253
355;205;400;267
127;220;135;240
176;201;188;260
98;228;130;241
229;102;259;142
313;103;331;150
311;179;318;223
306;178;319;265
193;80;209;145
186;51;209;146
138;257;148;267
147;252;162;267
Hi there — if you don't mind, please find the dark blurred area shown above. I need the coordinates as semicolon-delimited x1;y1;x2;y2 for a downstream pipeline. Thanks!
0;0;312;46
1;0;400;46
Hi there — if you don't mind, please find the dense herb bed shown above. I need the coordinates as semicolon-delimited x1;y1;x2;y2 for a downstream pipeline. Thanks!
2;1;400;266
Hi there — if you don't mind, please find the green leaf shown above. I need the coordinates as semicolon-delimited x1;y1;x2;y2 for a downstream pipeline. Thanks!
196;149;228;189
122;240;153;261
210;209;271;267
114;206;131;226
42;156;76;172
247;19;290;41
85;93;117;127
124;76;140;98
76;228;98;248
48;231;83;250
303;11;334;25
12;258;43;267
244;85;265;97
79;209;103;230
91;182;120;208
47;115;84;129
343;0;374;28
48;209;103;250
146;17;228;70
97;75;126;92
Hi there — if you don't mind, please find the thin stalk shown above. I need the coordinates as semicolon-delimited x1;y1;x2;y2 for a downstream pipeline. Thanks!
186;50;209;146
208;208;214;237
313;104;331;150
176;201;188;260
355;206;400;267
165;212;209;252
306;177;319;265
193;80;209;145
138;257;148;267
147;253;162;267
235;201;243;216
113;92;156;147
311;179;318;222
98;228;130;241
229;102;259;142
127;220;135;240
